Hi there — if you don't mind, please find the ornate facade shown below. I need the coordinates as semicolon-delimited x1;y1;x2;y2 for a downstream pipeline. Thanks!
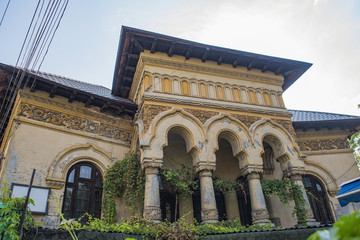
0;27;359;228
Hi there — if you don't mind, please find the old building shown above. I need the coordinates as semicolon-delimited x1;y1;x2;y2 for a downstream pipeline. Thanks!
0;26;359;228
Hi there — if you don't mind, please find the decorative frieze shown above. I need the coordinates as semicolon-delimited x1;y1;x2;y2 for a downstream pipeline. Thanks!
184;108;218;124
18;103;132;142
230;113;261;128
273;119;297;139
138;104;171;133
298;138;349;152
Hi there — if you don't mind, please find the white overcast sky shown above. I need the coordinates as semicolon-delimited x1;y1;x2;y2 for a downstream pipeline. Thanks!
0;0;359;116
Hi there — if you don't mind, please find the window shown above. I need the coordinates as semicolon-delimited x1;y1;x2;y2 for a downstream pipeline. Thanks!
62;162;103;221
302;175;333;224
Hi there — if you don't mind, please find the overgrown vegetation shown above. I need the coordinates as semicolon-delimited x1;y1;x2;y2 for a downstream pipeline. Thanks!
349;130;360;168
308;211;360;240
0;181;35;240
58;214;277;240
261;179;307;224
102;152;145;222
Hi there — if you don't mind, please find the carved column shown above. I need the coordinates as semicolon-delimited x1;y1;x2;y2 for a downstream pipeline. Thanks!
143;163;161;222
244;168;271;224
288;173;318;225
197;167;218;223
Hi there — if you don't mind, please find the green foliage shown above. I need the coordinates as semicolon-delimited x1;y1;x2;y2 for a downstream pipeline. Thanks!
261;179;307;224
213;176;239;193
160;165;198;196
307;211;360;240
102;152;145;223
349;130;360;168
0;181;35;240
57;213;279;240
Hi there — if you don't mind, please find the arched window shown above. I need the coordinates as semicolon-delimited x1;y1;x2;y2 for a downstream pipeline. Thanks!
62;162;103;221
302;175;333;224
236;176;252;225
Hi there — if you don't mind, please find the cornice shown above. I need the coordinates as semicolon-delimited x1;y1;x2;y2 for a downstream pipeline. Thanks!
142;92;292;118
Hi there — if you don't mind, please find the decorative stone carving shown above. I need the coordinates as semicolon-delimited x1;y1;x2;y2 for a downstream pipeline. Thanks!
138;104;171;133
252;208;270;221
230;114;261;128
18;103;131;142
142;161;163;170
143;207;161;221
273;119;297;139
201;208;219;221
241;165;263;177
195;164;216;174
22;93;133;125
298;138;349;151
184;108;218;124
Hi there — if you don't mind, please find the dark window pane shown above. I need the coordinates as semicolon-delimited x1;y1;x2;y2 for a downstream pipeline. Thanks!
80;166;92;179
68;169;75;183
63;187;73;219
95;170;102;187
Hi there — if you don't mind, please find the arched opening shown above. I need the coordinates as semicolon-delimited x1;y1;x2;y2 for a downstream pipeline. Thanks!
214;137;242;221
62;162;103;221
262;142;275;175
162;131;193;222
302;175;334;224
236;176;252;225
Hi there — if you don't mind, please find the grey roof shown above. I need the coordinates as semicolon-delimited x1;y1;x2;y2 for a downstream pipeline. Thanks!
29;70;134;104
289;109;360;122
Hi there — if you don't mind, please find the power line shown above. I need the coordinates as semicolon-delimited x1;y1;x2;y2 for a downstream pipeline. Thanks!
0;0;11;27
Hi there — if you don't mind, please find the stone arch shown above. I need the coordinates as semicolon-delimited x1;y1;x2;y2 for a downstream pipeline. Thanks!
250;118;303;170
46;144;111;189
140;108;205;165
205;114;251;167
304;159;339;195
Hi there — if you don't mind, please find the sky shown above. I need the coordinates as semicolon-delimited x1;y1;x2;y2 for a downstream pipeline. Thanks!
0;0;359;116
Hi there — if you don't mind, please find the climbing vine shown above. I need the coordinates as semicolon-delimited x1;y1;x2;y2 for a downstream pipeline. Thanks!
261;179;307;224
212;176;239;193
160;165;198;220
102;152;145;223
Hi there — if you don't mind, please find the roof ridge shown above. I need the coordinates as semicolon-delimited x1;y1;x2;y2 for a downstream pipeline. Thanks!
29;69;111;90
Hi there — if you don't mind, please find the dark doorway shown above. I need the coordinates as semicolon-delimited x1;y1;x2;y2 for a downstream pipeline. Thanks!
236;176;252;225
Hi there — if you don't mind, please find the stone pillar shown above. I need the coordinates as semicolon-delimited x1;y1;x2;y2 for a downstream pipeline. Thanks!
289;174;318;226
143;165;161;222
224;191;240;220
247;172;271;224
198;169;218;223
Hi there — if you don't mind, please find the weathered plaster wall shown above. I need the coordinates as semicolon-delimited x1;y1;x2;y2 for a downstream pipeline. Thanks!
0;90;132;227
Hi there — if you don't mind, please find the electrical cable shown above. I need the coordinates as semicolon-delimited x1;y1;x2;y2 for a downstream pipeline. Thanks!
0;0;11;27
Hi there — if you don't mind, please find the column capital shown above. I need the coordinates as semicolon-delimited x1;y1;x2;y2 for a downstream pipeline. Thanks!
241;164;263;177
284;166;305;179
195;163;216;174
142;160;162;170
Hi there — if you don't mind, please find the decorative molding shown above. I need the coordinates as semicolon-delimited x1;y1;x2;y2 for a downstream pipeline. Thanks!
195;163;216;173
138;104;171;133
201;208;219;221
143;94;292;118
297;138;349;152
18;103;132;142
184;108;218;124
140;55;283;87
142;161;163;170
252;208;270;221
241;164;263;177
46;177;65;189
21;92;133;127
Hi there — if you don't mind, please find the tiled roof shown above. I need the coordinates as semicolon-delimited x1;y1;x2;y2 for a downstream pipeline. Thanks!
29;70;134;104
289;110;360;122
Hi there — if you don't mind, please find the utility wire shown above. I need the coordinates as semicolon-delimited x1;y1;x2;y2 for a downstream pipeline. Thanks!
0;0;11;27
0;0;69;143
